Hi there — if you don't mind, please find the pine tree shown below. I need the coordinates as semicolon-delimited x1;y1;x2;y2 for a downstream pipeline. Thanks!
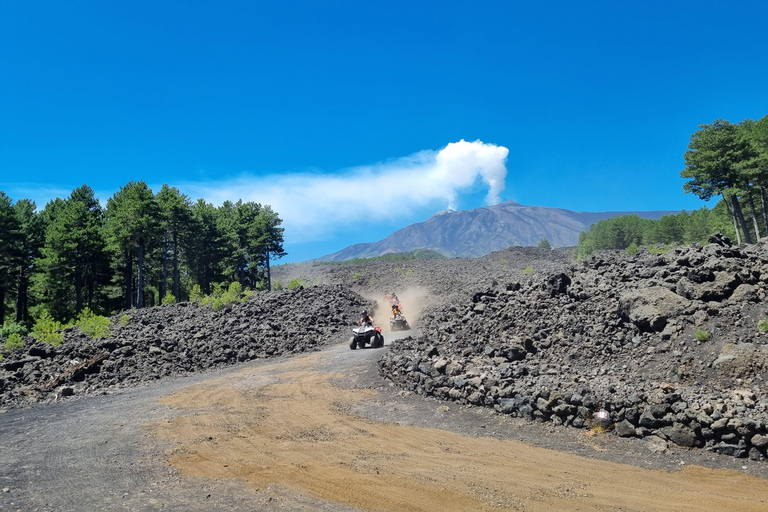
0;192;23;324
105;181;159;309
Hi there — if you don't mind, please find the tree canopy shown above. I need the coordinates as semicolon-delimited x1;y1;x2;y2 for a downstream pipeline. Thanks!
0;183;285;325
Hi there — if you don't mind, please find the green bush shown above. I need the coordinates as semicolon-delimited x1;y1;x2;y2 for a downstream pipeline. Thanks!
0;320;28;338
212;283;225;298
243;287;254;300
118;314;131;327
626;242;639;255
189;284;203;302
405;269;414;278
649;243;674;255
76;307;112;339
353;272;361;279
212;297;225;311
758;318;768;333
199;295;214;306
288;278;302;290
272;279;283;290
538;238;551;249
394;267;403;274
694;328;710;342
219;282;244;305
523;266;534;275
32;312;64;345
4;333;24;352
369;276;377;286
161;292;176;305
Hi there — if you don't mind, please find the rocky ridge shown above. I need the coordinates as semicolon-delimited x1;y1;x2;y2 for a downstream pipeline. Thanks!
378;235;768;459
0;284;373;409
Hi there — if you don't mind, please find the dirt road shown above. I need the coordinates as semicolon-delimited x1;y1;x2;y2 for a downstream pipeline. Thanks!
3;333;768;511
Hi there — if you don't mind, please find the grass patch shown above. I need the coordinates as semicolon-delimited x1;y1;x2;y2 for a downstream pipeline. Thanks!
523;266;534;275
694;328;710;342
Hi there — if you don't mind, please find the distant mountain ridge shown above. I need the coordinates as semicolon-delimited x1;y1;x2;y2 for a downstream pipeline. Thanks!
316;201;678;261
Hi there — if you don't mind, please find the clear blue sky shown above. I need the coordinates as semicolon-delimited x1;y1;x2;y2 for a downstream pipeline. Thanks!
2;1;767;262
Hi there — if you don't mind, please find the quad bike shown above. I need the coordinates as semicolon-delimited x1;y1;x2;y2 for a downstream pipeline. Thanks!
390;312;410;331
349;322;384;349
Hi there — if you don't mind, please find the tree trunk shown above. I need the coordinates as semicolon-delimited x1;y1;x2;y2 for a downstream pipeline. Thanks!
162;233;168;298
125;250;133;310
87;276;94;310
0;286;5;325
731;195;753;244
748;193;761;239
725;198;742;245
138;242;144;308
266;250;271;291
761;186;768;236
15;264;26;323
75;266;83;314
173;234;180;302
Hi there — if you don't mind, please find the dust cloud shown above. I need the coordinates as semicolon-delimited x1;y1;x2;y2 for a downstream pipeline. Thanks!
363;286;431;334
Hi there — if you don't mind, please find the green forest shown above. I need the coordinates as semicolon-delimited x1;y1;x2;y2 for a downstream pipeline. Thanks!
578;115;768;257
0;181;285;329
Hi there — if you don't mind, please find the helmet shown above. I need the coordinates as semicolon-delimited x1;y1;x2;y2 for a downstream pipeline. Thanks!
360;309;367;315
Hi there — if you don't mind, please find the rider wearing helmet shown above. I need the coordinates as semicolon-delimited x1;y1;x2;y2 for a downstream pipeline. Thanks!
359;309;373;326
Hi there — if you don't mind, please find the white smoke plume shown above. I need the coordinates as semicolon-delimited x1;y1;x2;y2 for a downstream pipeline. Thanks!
181;140;509;241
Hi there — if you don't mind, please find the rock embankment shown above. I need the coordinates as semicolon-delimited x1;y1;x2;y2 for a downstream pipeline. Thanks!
379;235;768;459
0;284;372;409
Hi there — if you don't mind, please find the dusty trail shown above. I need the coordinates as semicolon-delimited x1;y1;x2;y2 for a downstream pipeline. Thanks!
3;332;768;511
153;341;768;512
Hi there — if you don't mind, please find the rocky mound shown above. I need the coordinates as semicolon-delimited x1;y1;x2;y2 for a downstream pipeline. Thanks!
0;285;373;409
273;246;574;307
379;235;768;459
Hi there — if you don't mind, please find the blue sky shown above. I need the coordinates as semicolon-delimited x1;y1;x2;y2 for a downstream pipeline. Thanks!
2;1;767;262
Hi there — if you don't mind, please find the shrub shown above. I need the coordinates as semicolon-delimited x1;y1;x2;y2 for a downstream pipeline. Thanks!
538;238;551;249
394;267;402;274
199;295;214;306
76;307;112;339
288;278;302;290
212;297;225;311
272;279;283;290
243;287;254;300
0;320;28;338
161;292;176;305
694;328;710;342
759;318;768;333
405;269;414;278
118;314;131;327
523;266;534;275
649;243;674;255
626;242;639;255
369;276;377;286
189;284;203;302
212;283;225;298
353;272;362;279
32;312;64;345
220;282;243;305
4;333;24;352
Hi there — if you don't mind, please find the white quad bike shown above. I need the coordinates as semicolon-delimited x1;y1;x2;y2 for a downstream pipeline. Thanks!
349;321;384;349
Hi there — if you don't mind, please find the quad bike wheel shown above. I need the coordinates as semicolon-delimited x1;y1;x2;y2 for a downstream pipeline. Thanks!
349;337;357;350
373;333;384;348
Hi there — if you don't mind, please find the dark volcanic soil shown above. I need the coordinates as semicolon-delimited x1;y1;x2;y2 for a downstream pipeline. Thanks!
3;240;768;510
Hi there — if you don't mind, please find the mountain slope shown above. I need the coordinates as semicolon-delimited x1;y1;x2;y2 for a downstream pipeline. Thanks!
318;201;677;261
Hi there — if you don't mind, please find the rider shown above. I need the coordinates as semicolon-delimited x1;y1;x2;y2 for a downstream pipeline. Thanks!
391;303;401;318
358;309;374;326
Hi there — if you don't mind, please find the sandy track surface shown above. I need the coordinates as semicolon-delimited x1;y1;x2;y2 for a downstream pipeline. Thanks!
3;333;768;511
